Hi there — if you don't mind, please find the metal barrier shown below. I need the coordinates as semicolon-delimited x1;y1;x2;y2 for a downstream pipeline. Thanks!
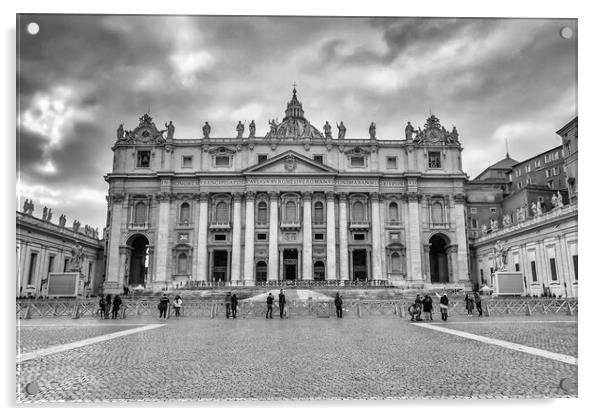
182;280;394;290
16;298;578;319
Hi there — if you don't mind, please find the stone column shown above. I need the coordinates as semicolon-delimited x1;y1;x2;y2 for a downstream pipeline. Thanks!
406;193;423;281
302;192;313;280
447;244;458;283
243;192;255;284
154;193;171;286
326;192;337;280
453;194;470;283
338;193;349;281
104;194;126;294
230;193;243;283
268;192;279;281
370;193;383;280
423;243;432;283
196;193;209;282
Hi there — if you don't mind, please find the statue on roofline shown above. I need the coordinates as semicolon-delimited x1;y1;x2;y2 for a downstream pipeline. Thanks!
202;122;211;139
323;121;332;138
369;122;376;139
165;121;175;139
236;121;244;139
336;121;346;139
249;120;256;138
405;122;415;140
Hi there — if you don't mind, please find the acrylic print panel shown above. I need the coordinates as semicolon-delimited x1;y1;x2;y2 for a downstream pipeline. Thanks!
16;14;578;402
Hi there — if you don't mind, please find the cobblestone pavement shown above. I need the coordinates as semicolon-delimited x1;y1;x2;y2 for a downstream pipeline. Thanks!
16;315;578;402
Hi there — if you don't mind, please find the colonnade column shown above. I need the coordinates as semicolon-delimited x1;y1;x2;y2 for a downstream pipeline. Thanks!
338;193;349;281
104;194;126;294
326;192;337;280
195;193;209;282
407;193;423;281
230;193;242;283
370;193;383;280
154;192;171;286
302;192;313;280
453;194;469;283
243;192;255;284
268;192;279;281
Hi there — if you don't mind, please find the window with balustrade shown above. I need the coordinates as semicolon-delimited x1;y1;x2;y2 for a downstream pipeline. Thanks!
388;201;399;223
352;201;366;223
215;202;229;223
314;201;324;224
134;202;147;225
285;201;297;223
391;252;402;273
430;201;446;227
179;202;191;225
257;201;268;226
177;253;188;274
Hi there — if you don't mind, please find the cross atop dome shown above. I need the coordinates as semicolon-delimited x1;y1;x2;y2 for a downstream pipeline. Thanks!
285;84;304;120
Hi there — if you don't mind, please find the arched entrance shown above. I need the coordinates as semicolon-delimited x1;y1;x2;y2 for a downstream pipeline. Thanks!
128;234;149;287
313;261;325;280
429;234;449;283
256;261;267;282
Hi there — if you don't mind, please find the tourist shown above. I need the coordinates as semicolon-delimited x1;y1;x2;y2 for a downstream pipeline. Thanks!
435;292;449;321
278;289;286;319
414;294;423;320
266;292;274;319
231;293;238;319
422;294;433;321
334;292;343;318
159;293;170;319
173;295;183;318
225;292;232;319
105;294;112;319
474;291;483;317
465;292;475;317
112;295;122;319
98;296;106;319
408;301;420;322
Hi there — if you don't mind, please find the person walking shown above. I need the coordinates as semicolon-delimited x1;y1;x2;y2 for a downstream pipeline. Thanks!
231;293;238;319
225;292;232;319
278;289;286;319
334;292;343;318
112;295;122;319
422;294;433;321
98;296;106;319
435;292;449;321
266;292;274;319
173;295;183;319
159;293;170;320
105;294;112;320
465;292;475;317
474;291;483;317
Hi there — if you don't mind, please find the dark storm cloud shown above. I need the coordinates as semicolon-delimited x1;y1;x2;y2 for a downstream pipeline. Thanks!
16;15;577;229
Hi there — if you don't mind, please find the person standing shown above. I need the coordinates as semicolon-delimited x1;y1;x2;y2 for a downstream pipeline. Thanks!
159;293;170;320
266;293;274;319
231;293;238;319
465;292;475;317
278;289;286;319
105;294;112;320
112;295;122;319
334;292;343;318
414;294;423;321
173;295;183;319
422;294;433;321
225;292;232;319
474;291;483;317
436;292;449;321
98;296;106;319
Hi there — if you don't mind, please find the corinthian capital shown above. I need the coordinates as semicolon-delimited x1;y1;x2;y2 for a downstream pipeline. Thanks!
245;191;256;200
302;191;313;201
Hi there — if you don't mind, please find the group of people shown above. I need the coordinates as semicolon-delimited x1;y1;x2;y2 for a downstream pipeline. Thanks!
408;291;484;321
158;293;183;319
98;294;122;319
464;291;483;317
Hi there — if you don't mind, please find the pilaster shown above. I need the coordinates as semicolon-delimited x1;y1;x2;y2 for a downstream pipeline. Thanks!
326;192;337;280
338;193;349;281
230;193;243;283
302;192;313;280
243;191;255;284
268;192;279;281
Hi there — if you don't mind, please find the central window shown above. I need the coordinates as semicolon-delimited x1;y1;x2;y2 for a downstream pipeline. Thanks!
386;157;397;169
257;201;268;225
314;201;324;224
215;156;230;167
137;151;151;168
350;156;365;167
428;152;441;169
352;201;365;222
285;201;297;223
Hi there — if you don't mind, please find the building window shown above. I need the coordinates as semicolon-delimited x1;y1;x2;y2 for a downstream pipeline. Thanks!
431;202;444;224
314;233;324;241
182;156;193;168
480;269;484;284
215;155;230;167
353;233;365;241
470;218;478;229
386;157;397;169
313;154;324;164
134;202;146;224
549;258;558;281
515;262;520;272
535;160;541;168
530;261;537;282
178;233;189;243
544;155;548;163
257;154;268;164
257;233;267;241
180;202;191;224
350;156;365;167
285;201;297;223
313;261;325;280
428;152;441;169
389;202;399;222
27;252;38;285
256;261;268;281
47;255;55;275
352;201;365;222
573;254;578;280
490;267;494;277
547;181;555;189
391;252;401;273
470;207;477;214
490;207;497;214
390;232;400;241
215;202;229;223
314;201;324;224
63;258;69;272
177;253;188;274
257;201;267;225
136;151;151;168
214;234;227;241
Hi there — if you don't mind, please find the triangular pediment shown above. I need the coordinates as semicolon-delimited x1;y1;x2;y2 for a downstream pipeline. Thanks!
243;150;338;175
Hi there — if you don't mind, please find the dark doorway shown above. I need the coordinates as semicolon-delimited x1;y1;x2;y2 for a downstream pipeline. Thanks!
213;250;228;282
283;249;298;280
313;261;325;280
256;261;267;282
352;249;367;281
429;234;449;283
128;234;149;286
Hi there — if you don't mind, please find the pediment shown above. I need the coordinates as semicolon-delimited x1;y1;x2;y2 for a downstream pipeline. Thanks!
243;151;338;175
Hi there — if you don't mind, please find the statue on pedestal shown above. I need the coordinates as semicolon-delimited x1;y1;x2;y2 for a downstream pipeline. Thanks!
73;220;81;233
537;200;543;216
46;208;52;222
323;121;332;138
531;202;538;217
369;122;376;139
516;206;526;222
202;122;211;139
42;207;48;221
336;121;346;139
236;121;244;139
68;243;85;273
502;213;511;228
481;224;488;236
116;123;124;140
23;199;34;215
405;122;415;140
269;119;278;135
249;120;256;138
490;217;498;232
59;214;67;227
165;121;175;139
493;240;507;272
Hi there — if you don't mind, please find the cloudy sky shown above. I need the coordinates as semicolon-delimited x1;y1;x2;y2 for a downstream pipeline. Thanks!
16;15;577;232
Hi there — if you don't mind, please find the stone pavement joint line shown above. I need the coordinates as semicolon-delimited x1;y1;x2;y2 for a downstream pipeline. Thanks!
17;324;166;363
414;322;578;366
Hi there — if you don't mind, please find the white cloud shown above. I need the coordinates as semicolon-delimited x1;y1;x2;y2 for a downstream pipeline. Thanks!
36;160;57;175
169;50;215;87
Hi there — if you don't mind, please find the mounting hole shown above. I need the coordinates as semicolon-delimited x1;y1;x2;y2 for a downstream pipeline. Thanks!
25;381;39;395
26;22;40;35
560;26;573;39
559;377;577;394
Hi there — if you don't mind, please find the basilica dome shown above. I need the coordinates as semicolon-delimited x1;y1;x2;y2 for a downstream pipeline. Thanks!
265;88;325;139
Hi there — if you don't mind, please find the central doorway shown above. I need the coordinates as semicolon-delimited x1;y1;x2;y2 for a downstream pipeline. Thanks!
283;249;298;280
429;234;450;283
213;250;228;282
128;234;149;287
352;249;367;281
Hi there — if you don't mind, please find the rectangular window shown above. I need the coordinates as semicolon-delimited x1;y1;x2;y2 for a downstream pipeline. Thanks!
480;269;484;284
256;233;267;241
27;253;38;285
215;156;230;167
136;150;151;168
313;154;324;164
64;259;69;272
573;254;578;280
544;155;548;163
470;207;478;214
550;258;558;281
257;154;268;164
386;157;397;169
530;261;537;282
353;233;365;241
470;218;478;228
350;156;365;167
178;233;190;242
490;267;494;277
515;263;520;272
214;234;226;241
428;152;441;169
47;255;55;275
390;232;400;241
314;233;324;241
182;155;193;168
490;207;497;214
